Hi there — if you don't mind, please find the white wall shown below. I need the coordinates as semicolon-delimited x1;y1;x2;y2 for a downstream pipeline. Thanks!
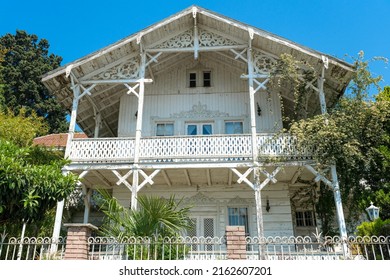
112;182;294;237
118;56;283;137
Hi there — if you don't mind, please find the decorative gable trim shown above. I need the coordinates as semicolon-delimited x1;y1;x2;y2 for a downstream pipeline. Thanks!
87;57;140;81
152;28;242;50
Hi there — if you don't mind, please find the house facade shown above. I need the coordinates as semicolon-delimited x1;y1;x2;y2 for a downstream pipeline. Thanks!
42;6;354;240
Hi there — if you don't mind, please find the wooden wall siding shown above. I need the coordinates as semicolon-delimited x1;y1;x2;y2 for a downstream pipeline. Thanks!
118;90;282;137
112;183;294;238
117;55;283;137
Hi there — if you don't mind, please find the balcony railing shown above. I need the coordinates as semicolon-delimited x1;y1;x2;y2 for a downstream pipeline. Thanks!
68;133;312;164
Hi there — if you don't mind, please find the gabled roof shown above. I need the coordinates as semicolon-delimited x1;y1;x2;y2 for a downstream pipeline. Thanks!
42;5;355;137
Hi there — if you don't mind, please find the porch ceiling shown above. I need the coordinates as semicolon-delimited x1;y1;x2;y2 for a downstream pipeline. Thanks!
75;165;318;191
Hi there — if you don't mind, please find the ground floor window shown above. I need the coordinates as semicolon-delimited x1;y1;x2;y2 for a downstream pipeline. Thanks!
295;210;316;227
228;207;249;235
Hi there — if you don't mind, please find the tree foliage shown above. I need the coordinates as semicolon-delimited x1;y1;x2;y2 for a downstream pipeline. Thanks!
271;52;390;233
0;140;77;233
0;111;77;236
0;108;48;146
0;30;68;133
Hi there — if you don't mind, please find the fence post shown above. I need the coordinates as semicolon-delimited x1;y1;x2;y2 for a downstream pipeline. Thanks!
226;226;247;260
63;223;97;260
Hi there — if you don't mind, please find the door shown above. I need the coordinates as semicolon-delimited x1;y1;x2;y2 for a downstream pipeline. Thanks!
188;216;216;251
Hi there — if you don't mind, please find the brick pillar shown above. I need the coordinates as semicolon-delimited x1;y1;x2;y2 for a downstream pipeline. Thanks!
64;223;97;260
226;226;247;260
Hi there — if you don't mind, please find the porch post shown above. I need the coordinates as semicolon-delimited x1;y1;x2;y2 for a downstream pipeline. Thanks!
246;34;258;163
131;43;147;210
94;111;101;138
254;171;264;241
83;187;92;224
330;165;348;256
51;76;80;250
51;173;68;253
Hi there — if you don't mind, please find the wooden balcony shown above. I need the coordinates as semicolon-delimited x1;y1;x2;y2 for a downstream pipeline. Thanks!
68;133;312;164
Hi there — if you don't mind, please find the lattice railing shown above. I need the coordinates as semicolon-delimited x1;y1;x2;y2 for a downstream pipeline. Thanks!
69;137;135;162
68;134;312;163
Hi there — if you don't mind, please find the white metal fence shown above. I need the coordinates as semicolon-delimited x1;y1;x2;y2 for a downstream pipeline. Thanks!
1;235;389;260
0;236;66;260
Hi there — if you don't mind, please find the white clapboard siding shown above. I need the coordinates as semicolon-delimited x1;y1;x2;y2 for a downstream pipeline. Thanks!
118;90;282;137
112;182;293;237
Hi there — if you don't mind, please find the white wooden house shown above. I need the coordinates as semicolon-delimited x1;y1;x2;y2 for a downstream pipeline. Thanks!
42;6;355;240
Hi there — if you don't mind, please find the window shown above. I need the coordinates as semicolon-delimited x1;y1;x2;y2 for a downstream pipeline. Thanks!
188;70;212;88
189;72;197;88
295;211;316;227
225;121;243;134
203;71;211;87
186;123;213;135
228;207;249;235
156;123;174;136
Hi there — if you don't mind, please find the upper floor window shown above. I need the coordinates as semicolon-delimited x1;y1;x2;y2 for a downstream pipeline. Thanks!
187;70;212;88
189;72;197;88
186;123;213;135
225;121;243;134
156;123;174;136
203;71;211;87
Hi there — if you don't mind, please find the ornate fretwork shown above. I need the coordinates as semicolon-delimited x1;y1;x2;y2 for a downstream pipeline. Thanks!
227;196;252;206
153;28;241;49
154;30;194;49
90;57;140;80
253;51;277;75
183;192;219;205
170;102;229;119
199;29;239;47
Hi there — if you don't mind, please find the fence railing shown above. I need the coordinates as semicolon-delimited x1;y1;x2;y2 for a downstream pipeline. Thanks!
68;133;313;163
2;235;389;260
87;235;390;260
0;236;66;260
88;236;227;260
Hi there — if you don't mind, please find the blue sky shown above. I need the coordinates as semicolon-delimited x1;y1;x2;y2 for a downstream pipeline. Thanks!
1;0;389;94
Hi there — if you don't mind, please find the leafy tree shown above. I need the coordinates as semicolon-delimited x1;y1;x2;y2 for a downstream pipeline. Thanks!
0;140;77;236
0;108;48;146
0;45;6;110
270;52;390;233
0;30;67;133
0;111;77;236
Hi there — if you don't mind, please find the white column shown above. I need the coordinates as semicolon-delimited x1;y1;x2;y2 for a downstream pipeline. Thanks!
52;77;80;250
247;41;258;163
331;165;348;257
94;111;101;138
64;78;80;159
131;48;147;210
318;64;327;115
51;171;68;253
83;187;92;224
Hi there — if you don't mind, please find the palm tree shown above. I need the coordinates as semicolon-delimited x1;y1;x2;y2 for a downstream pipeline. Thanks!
98;190;192;239
96;191;193;259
